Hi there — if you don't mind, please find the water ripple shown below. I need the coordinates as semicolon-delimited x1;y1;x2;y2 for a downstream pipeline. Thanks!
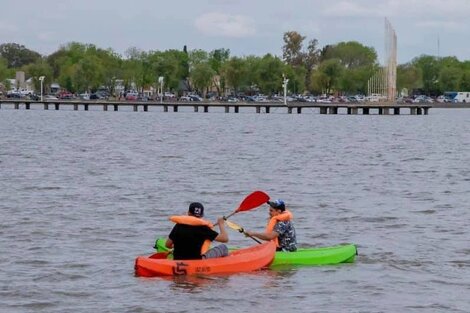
1;109;469;312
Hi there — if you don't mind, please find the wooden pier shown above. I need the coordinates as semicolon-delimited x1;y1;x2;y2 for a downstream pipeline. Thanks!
0;99;431;115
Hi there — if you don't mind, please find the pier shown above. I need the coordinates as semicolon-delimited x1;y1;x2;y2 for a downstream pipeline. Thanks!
0;99;431;115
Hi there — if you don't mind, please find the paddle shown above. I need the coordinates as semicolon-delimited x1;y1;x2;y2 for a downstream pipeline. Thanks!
223;190;269;220
225;220;262;244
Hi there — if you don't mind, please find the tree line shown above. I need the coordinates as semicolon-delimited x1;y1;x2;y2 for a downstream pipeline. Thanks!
1;32;469;97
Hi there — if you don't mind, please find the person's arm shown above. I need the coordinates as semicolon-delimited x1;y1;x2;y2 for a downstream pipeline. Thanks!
214;217;229;243
245;230;278;241
165;238;174;249
166;226;176;249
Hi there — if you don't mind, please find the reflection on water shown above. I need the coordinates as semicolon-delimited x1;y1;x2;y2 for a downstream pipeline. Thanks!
166;274;230;292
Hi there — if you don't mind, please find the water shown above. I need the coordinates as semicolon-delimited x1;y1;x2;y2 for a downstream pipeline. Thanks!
1;108;469;312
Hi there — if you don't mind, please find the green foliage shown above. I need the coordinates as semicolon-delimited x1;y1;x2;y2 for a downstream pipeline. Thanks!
190;63;215;95
24;60;53;91
439;66;461;92
209;49;230;74
322;41;377;68
397;64;422;93
256;54;287;95
283;65;306;94
319;41;378;94
221;57;247;95
282;31;321;93
460;71;470;90
0;43;42;68
282;31;306;67
412;55;441;94
1;36;469;98
148;49;189;93
0;57;12;82
311;59;343;94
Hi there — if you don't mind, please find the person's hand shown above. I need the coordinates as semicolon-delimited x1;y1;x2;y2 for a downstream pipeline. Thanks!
216;217;225;226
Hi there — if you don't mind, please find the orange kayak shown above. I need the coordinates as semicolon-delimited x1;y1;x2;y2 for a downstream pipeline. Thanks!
135;241;276;277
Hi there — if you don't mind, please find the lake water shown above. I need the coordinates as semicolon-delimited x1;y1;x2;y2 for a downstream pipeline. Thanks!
1;108;469;312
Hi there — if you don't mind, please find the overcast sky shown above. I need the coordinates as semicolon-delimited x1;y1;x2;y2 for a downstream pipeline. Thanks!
1;0;469;64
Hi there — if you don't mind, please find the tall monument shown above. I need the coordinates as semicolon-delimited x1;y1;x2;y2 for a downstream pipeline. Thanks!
367;18;397;102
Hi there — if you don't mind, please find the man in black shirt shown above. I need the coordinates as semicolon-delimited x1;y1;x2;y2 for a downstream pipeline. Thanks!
165;202;229;260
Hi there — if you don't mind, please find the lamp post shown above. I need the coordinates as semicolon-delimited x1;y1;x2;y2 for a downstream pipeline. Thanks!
282;74;289;106
158;76;164;104
38;76;45;101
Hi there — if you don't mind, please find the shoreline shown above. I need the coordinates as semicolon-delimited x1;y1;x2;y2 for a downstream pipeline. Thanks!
432;103;470;108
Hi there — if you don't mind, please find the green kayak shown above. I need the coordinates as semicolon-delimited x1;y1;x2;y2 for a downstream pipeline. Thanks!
154;238;357;266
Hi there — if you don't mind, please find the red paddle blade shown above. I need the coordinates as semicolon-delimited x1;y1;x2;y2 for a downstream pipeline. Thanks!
236;190;270;213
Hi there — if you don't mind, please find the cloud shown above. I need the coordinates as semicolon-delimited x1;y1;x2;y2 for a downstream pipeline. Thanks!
194;12;256;37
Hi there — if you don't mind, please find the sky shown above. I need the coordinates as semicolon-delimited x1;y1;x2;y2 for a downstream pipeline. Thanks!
1;0;469;64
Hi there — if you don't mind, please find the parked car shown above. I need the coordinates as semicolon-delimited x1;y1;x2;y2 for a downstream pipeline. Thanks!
125;92;138;101
412;95;433;103
7;92;22;99
58;91;73;99
90;93;106;100
79;93;90;100
29;94;40;101
179;95;191;101
189;95;203;102
436;95;452;103
138;94;149;101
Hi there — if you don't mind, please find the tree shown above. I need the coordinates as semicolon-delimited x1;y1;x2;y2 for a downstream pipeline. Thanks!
0;57;12;82
438;66;461;92
190;63;215;96
24;60;53;93
255;54;286;95
0;43;42;68
319;41;378;94
412;55;440;95
310;59;343;94
322;41;377;68
460;71;470;91
148;49;189;94
304;39;321;92
221;57;247;95
282;31;305;67
397;63;422;94
282;31;321;93
188;49;209;92
123;47;153;92
209;49;230;95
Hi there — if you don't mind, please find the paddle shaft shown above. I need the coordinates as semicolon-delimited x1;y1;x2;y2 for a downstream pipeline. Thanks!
224;219;262;244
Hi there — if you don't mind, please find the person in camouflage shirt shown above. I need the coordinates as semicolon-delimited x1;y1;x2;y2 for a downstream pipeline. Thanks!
245;199;297;252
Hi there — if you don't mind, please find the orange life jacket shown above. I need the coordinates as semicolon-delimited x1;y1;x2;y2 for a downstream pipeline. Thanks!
265;210;293;248
169;215;214;254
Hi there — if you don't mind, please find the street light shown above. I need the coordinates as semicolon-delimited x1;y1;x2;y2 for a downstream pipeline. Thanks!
158;76;164;104
38;76;45;101
282;74;289;106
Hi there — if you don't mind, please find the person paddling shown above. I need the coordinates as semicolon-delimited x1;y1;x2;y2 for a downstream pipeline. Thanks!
245;199;297;252
165;202;229;260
